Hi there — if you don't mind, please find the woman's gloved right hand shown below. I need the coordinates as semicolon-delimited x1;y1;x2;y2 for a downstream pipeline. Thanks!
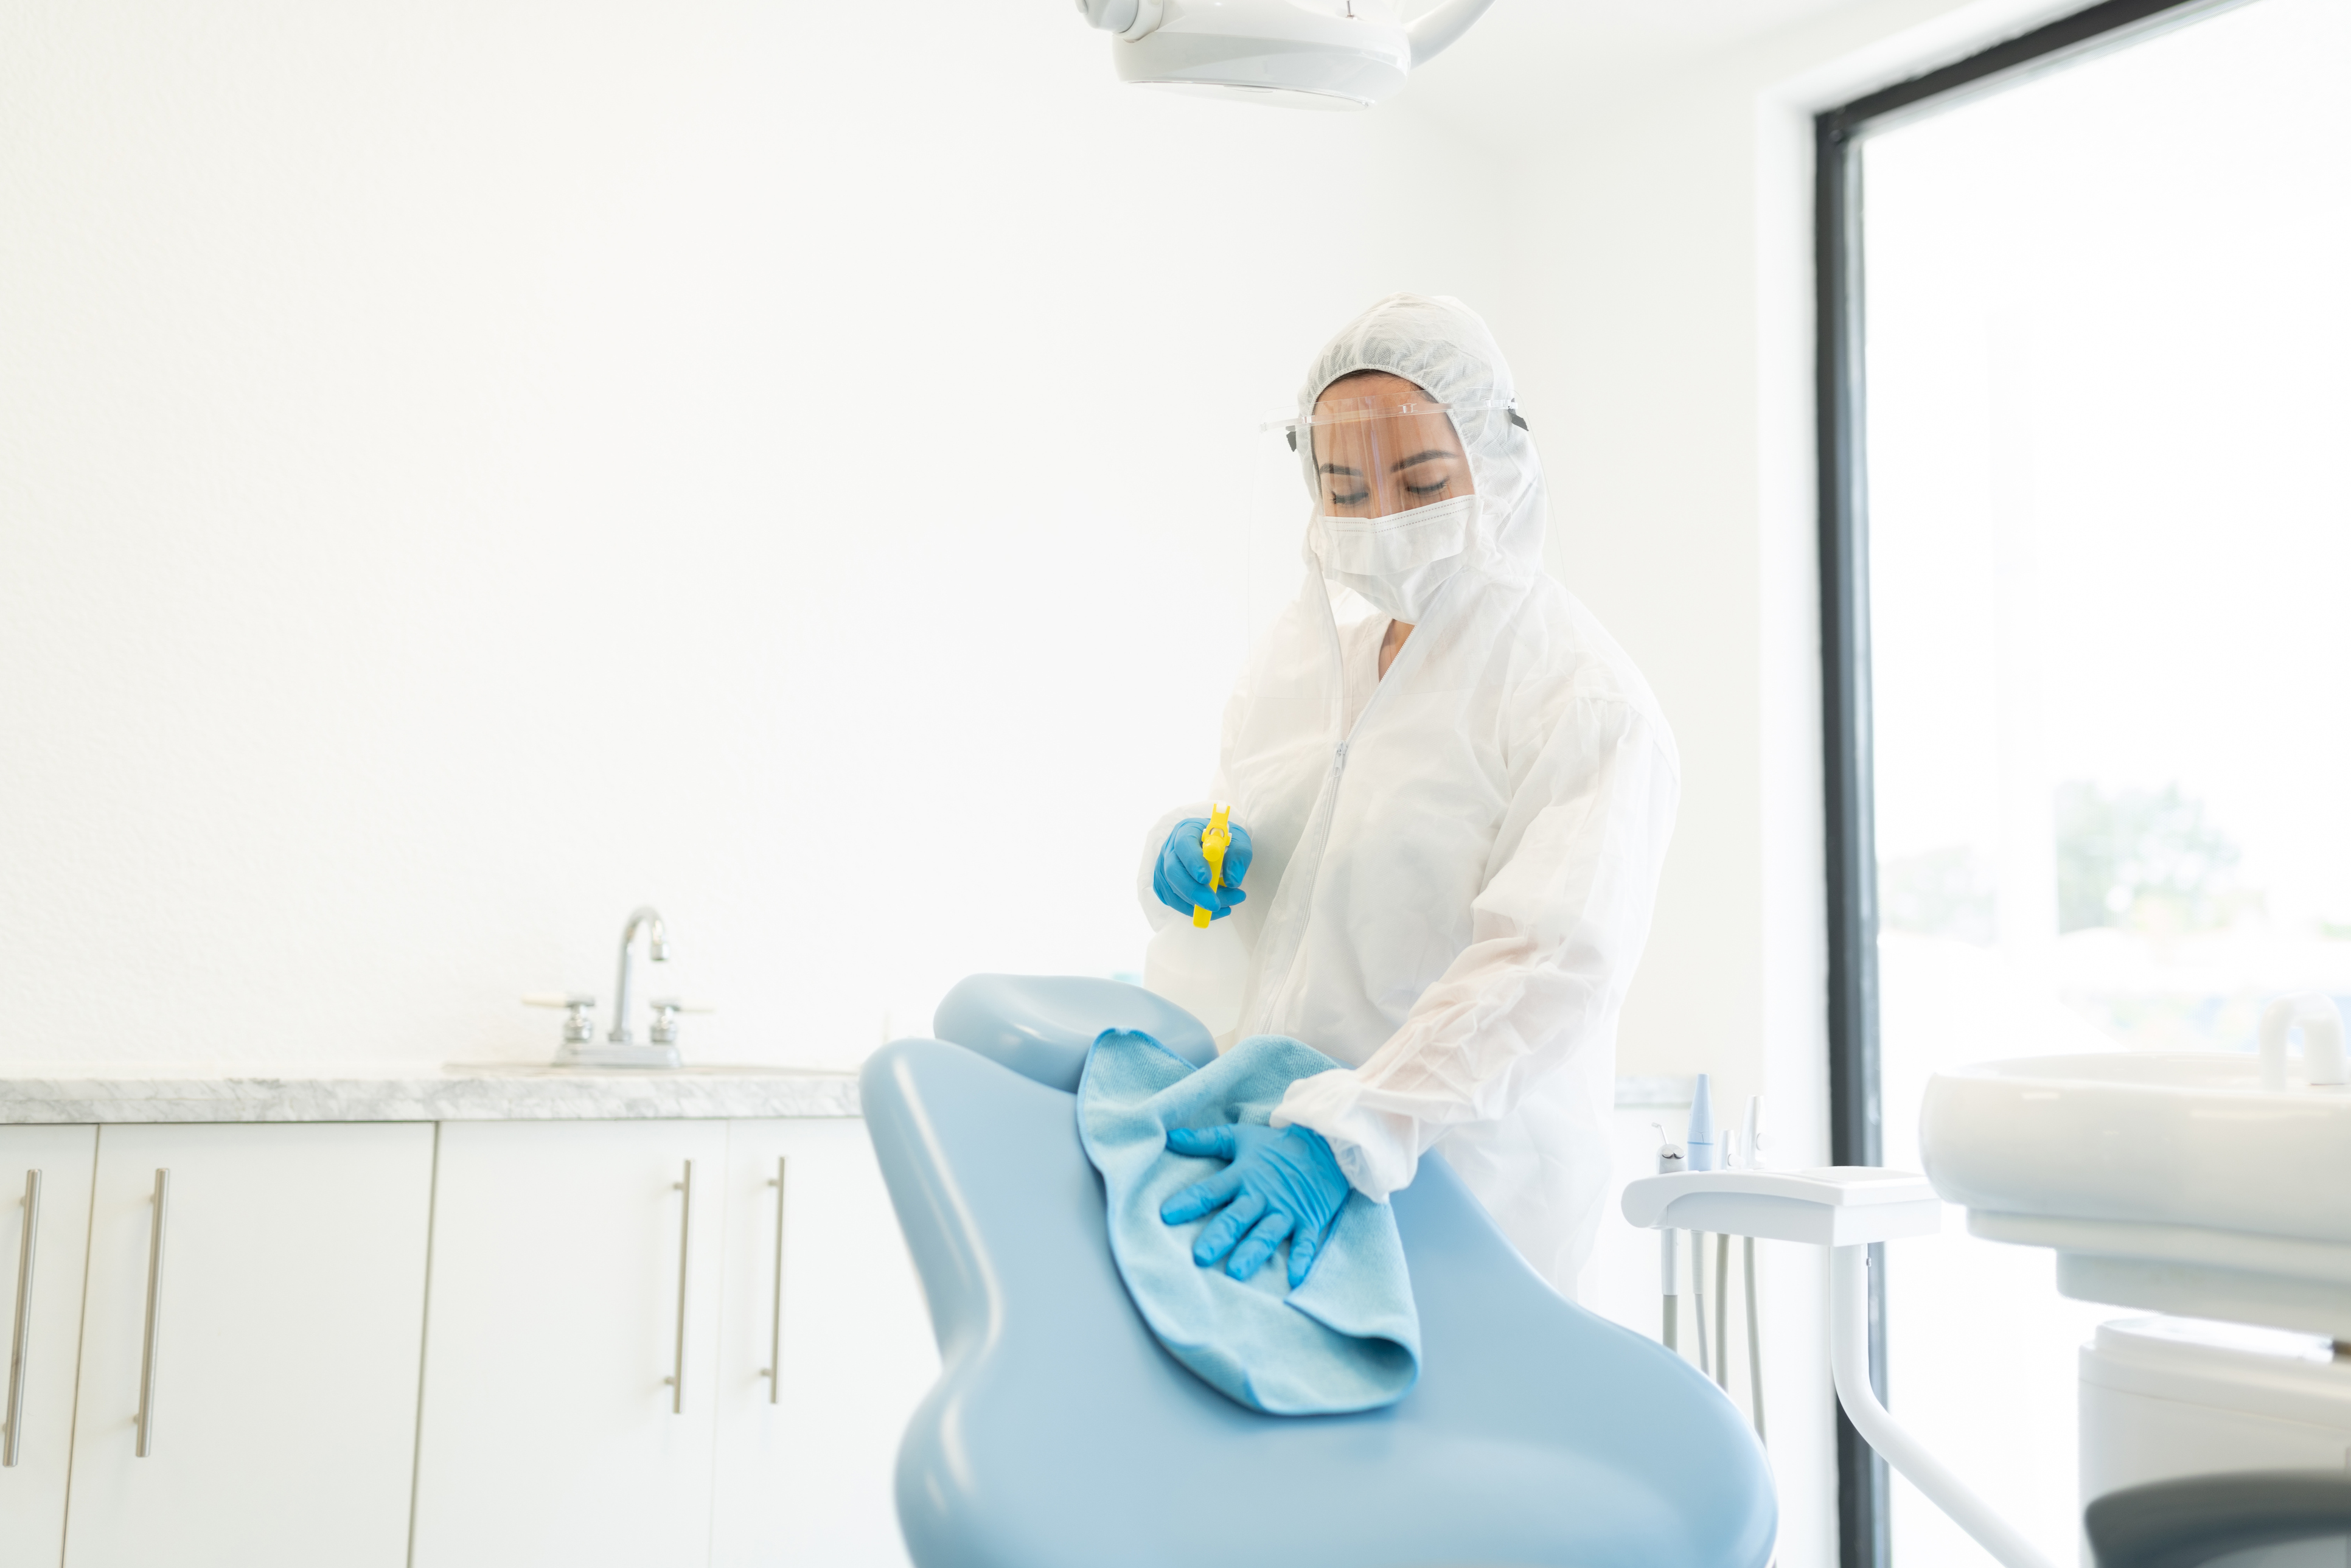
1160;1122;1350;1288
1152;818;1254;921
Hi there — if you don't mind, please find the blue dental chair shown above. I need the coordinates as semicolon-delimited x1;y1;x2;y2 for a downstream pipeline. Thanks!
860;975;1777;1568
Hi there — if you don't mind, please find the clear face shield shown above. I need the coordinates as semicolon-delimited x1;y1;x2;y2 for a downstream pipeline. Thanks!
1247;391;1514;632
1277;394;1480;520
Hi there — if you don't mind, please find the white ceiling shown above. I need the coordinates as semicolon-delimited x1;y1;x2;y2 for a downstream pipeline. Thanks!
1401;0;1878;138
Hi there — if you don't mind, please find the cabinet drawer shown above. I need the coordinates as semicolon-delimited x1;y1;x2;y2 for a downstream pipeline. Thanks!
409;1120;728;1568
63;1122;434;1568
709;1118;935;1567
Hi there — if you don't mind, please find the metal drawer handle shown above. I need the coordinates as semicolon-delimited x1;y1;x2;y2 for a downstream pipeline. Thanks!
759;1159;787;1404
4;1169;39;1468
663;1161;692;1415
136;1168;169;1457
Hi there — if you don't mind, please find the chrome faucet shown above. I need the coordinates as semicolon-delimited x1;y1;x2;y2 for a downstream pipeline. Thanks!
529;905;702;1068
609;905;670;1045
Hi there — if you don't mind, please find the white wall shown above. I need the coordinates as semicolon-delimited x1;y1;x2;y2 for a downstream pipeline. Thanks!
4;2;2107;1562
0;0;1507;1068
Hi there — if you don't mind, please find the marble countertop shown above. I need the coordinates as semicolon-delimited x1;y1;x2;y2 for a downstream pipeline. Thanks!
0;1060;1694;1126
0;1062;864;1124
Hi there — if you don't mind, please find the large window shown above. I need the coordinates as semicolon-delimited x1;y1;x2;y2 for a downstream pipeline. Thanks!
1817;0;2351;1563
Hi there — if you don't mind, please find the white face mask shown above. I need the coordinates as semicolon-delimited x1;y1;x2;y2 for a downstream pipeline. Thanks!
1311;493;1479;624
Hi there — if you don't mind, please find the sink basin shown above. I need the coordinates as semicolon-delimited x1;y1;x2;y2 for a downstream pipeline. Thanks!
1921;1053;2351;1339
448;1063;840;1078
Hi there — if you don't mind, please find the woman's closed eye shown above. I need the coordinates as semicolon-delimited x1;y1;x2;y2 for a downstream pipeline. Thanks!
1320;464;1371;507
1393;450;1461;501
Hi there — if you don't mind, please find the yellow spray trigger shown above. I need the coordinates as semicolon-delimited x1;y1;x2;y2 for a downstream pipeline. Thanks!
1192;804;1233;929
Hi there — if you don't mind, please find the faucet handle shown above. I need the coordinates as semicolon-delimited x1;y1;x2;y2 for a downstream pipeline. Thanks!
523;993;599;1046
646;998;714;1048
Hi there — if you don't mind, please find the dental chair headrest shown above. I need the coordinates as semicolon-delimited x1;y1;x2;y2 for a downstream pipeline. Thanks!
929;975;1218;1092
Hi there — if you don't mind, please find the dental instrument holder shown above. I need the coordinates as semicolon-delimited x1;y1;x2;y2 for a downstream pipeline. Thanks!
2259;992;2346;1091
1621;1168;2060;1568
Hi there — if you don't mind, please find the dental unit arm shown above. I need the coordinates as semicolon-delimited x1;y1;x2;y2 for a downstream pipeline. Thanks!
1621;1165;2061;1568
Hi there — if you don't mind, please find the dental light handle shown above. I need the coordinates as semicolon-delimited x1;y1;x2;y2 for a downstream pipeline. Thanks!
1830;1246;2057;1568
1405;0;1498;65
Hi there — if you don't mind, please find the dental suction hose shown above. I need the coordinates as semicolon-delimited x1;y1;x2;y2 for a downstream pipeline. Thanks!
1830;1247;2057;1568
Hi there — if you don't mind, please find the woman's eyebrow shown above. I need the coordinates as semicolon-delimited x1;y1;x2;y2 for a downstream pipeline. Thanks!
1389;449;1457;472
1318;461;1366;477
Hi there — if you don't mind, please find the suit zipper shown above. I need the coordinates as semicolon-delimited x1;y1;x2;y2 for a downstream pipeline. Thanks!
1261;586;1421;1029
1265;740;1353;1026
1258;576;1458;1034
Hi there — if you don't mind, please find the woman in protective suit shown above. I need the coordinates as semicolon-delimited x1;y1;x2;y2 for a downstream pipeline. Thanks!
1143;293;1679;1298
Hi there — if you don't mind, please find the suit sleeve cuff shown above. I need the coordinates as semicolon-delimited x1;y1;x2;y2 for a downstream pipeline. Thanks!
1270;1070;1420;1201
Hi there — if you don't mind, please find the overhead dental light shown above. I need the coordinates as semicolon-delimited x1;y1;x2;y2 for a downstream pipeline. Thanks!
1073;0;1499;110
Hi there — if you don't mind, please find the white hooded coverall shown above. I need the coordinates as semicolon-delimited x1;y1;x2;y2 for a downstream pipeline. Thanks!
1138;294;1679;1295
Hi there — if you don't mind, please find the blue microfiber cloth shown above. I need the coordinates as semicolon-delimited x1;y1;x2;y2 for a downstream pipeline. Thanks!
1076;1028;1421;1415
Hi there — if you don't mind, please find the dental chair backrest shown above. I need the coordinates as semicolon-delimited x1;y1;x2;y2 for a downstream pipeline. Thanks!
862;974;1777;1568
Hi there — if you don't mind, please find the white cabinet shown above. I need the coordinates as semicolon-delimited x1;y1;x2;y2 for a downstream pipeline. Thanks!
0;1127;97;1564
1;1110;933;1567
708;1120;936;1568
63;1121;436;1568
410;1118;936;1568
409;1120;733;1568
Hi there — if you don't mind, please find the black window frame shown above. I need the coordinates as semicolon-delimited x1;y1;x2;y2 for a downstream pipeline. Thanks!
1813;2;2241;1563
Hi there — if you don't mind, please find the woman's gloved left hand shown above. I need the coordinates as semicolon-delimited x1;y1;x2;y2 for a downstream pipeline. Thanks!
1159;1122;1350;1288
1152;818;1255;921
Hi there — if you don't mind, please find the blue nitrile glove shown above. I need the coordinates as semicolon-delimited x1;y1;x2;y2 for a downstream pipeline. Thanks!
1152;818;1255;921
1160;1122;1350;1288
